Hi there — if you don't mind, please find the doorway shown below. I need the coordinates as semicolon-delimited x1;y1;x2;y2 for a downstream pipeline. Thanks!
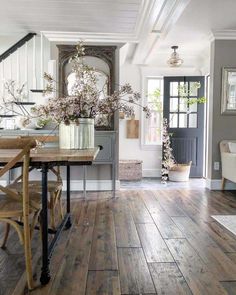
163;76;205;177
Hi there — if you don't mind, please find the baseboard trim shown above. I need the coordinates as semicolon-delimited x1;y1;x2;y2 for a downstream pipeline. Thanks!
0;180;120;192
206;178;236;190
62;180;120;191
142;169;161;178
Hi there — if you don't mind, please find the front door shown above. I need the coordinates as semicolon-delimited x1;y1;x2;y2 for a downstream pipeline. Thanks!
163;76;205;177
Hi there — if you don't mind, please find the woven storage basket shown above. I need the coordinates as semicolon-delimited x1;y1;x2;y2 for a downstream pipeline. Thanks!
119;160;143;181
169;161;192;182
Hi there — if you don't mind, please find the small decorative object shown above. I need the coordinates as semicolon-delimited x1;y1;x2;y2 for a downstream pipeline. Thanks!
15;116;38;130
167;46;183;67
33;42;150;149
126;119;139;139
169;162;192;182
221;67;236;115
119;159;142;181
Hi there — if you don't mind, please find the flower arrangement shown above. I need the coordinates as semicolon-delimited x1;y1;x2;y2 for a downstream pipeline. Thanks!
161;118;176;183
33;42;150;125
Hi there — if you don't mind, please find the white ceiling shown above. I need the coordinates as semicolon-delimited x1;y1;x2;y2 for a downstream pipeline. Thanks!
0;0;142;35
1;0;236;70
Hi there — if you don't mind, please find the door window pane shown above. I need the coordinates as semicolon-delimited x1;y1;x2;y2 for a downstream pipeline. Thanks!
179;97;188;112
170;97;178;112
190;82;198;96
189;101;197;112
170;82;178;96
169;113;178;128
188;113;197;128
179;114;187;128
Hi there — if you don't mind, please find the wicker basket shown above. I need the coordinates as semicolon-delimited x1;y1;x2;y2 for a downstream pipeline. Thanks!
119;160;143;181
169;161;192;182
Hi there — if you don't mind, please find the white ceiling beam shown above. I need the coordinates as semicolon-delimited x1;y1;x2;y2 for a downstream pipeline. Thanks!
131;0;165;64
132;0;192;65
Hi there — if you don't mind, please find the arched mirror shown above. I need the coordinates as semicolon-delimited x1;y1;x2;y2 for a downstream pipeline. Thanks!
58;45;116;130
67;71;109;100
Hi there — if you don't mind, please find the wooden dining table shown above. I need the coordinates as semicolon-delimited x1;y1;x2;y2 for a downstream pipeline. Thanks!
0;146;100;285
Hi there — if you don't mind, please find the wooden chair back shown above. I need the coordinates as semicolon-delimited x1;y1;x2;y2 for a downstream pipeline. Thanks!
0;138;37;289
0;138;36;199
19;136;61;182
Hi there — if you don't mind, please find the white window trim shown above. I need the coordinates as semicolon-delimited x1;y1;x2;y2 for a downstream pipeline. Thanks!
140;75;163;151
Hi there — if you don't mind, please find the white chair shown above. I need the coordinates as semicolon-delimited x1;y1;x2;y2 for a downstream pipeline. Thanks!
220;140;236;190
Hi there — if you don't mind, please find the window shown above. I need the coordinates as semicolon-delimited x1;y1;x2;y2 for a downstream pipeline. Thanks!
142;77;163;147
168;81;198;129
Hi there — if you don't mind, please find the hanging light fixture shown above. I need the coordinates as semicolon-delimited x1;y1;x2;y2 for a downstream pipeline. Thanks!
167;46;183;67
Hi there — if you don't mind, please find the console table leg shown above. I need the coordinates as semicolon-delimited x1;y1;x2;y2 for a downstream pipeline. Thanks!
65;164;72;229
40;163;51;285
83;165;87;199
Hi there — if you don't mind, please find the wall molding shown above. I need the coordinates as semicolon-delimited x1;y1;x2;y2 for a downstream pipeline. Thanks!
206;178;236;190
42;31;138;43
210;30;236;41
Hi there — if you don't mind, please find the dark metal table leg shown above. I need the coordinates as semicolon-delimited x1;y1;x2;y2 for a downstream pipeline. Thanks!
40;163;51;285
65;164;72;229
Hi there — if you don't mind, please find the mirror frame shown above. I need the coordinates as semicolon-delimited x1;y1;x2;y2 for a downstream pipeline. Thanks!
221;67;236;115
57;44;117;130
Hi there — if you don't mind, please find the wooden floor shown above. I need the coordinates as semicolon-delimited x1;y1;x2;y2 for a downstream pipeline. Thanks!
2;189;236;294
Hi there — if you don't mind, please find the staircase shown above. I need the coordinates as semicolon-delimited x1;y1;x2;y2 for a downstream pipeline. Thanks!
0;33;51;101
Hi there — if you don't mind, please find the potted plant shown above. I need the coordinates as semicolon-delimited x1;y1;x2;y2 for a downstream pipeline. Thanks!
32;42;150;149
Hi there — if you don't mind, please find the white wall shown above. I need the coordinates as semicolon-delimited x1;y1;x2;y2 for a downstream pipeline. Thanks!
119;63;162;177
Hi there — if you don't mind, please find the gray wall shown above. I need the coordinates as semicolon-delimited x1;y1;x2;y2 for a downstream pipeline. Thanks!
207;40;236;179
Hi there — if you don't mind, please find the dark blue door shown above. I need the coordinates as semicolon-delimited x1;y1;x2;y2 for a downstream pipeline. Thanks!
163;76;205;177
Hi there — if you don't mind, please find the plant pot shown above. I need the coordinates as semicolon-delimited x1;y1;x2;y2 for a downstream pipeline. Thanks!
59;118;94;149
169;161;192;182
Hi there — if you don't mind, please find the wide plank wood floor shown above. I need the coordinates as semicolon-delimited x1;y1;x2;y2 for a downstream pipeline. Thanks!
1;189;236;294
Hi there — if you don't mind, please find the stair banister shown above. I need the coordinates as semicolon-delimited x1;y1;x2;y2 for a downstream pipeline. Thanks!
0;33;36;63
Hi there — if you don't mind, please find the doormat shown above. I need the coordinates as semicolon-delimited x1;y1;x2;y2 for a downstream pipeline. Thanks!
212;215;236;236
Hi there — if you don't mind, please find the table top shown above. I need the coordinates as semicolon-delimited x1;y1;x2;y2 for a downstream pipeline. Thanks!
0;146;100;163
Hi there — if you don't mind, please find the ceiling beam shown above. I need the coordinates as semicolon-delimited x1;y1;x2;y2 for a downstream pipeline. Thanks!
132;0;192;65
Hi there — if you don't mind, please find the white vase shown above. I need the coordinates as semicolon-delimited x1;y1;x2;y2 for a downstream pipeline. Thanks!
59;119;94;149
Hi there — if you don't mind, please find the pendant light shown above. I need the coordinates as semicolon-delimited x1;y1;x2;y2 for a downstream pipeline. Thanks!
167;46;183;67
